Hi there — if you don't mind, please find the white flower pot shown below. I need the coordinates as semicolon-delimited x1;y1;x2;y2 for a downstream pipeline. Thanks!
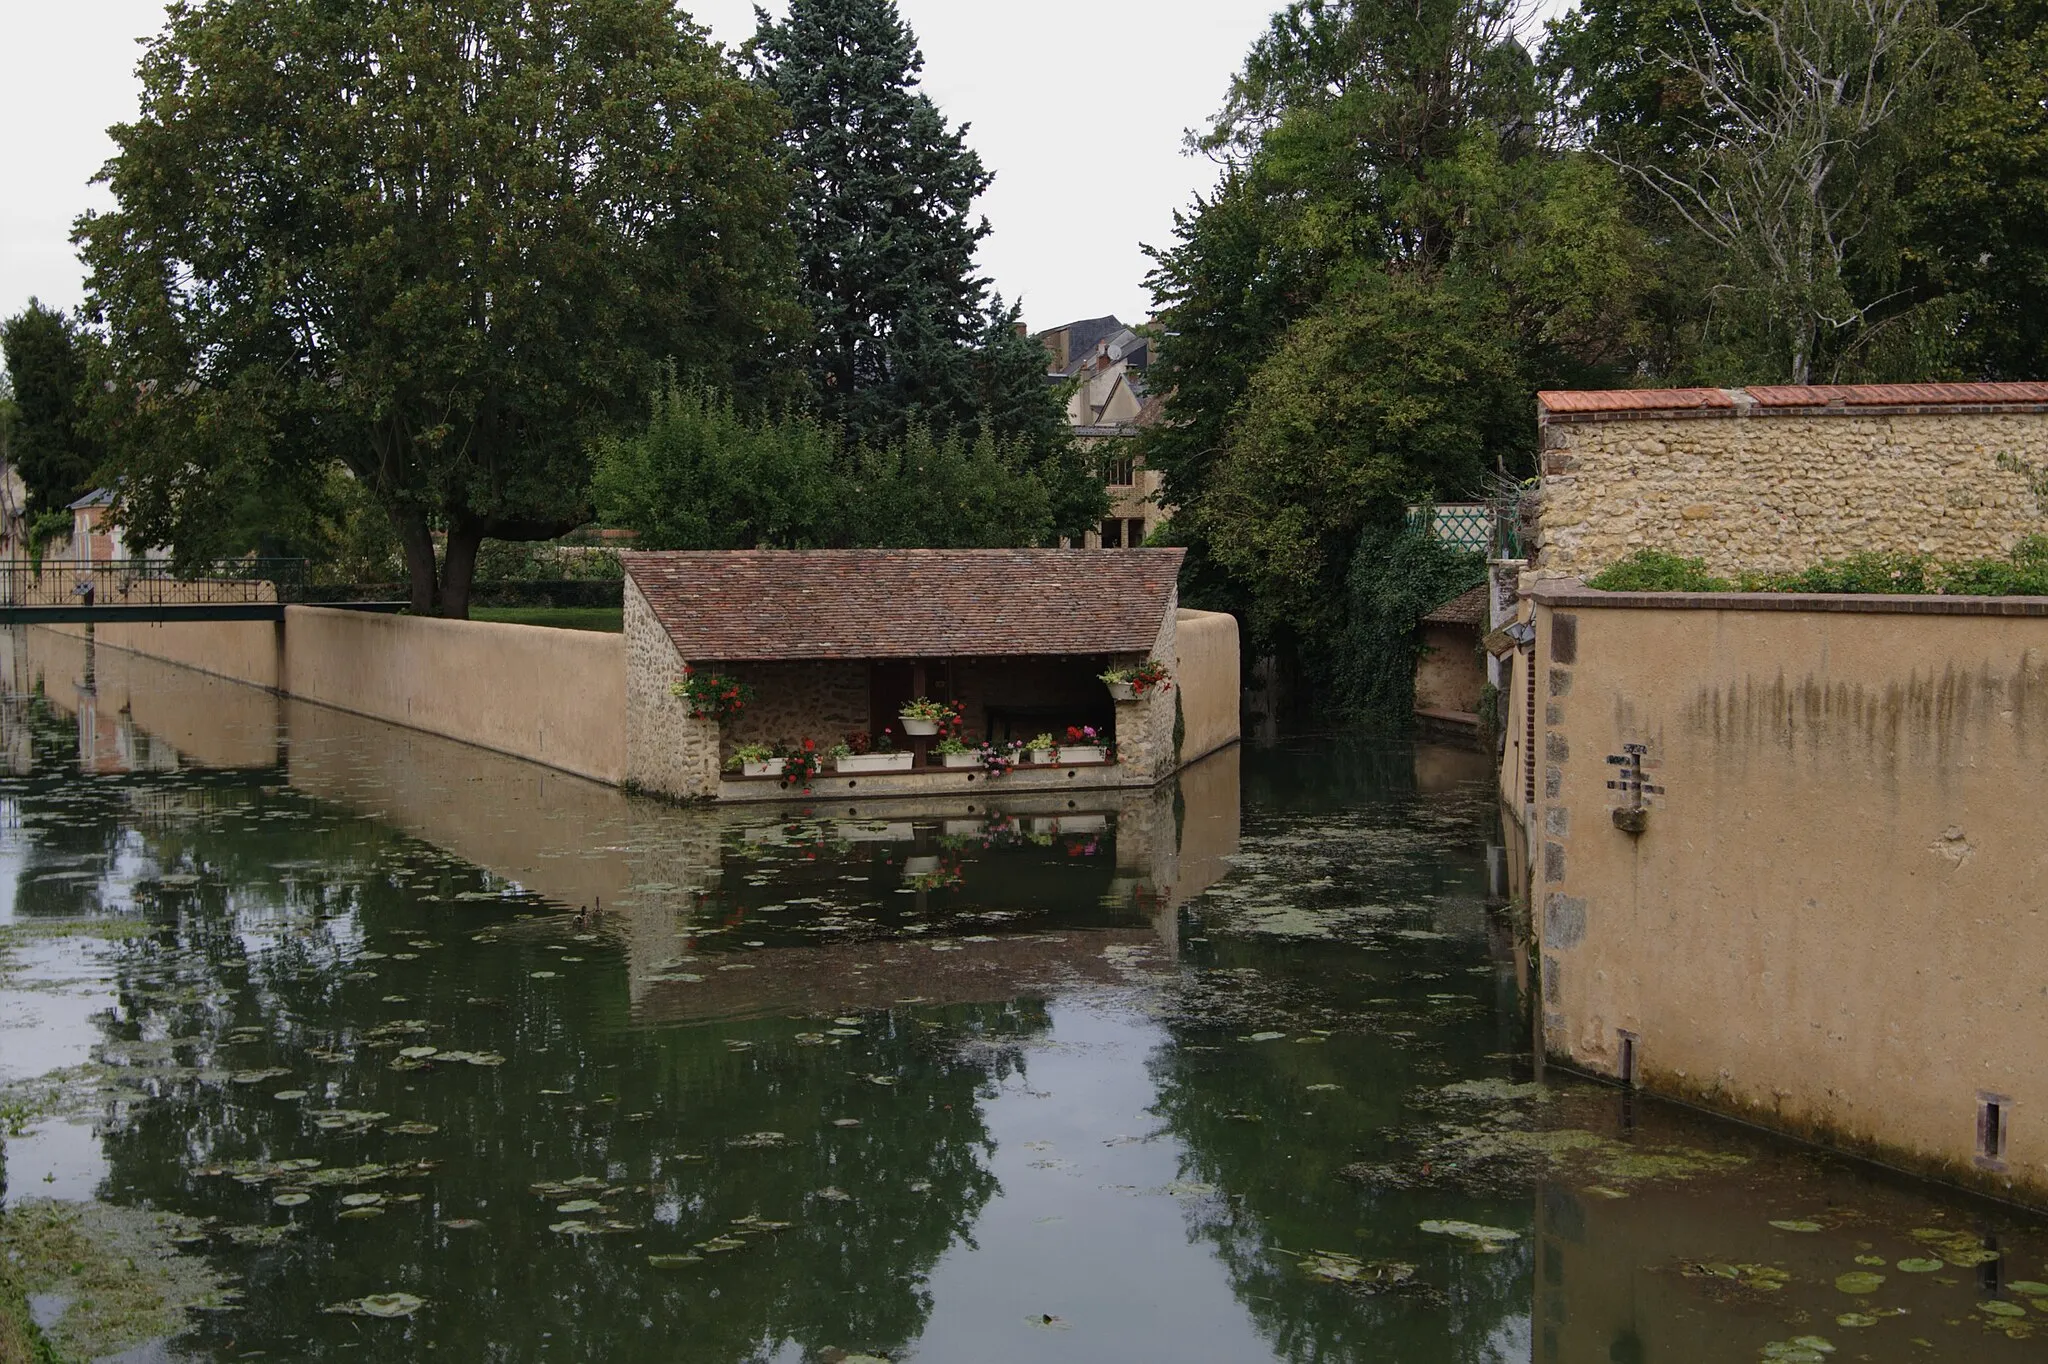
833;752;914;775
1105;681;1138;702
940;752;981;769
738;760;780;778
1058;746;1109;765
1027;749;1056;766
903;855;941;876
899;716;941;736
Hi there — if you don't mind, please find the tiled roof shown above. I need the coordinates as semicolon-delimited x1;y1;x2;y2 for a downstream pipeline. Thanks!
1538;388;1734;415
1539;382;2048;418
624;549;1185;661
1423;584;1489;627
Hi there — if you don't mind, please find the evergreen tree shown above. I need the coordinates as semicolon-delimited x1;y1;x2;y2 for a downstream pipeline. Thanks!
750;0;1087;521
0;300;102;522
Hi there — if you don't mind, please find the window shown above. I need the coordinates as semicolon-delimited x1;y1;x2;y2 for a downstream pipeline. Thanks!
1979;1093;2011;1168
1125;518;1148;547
1099;519;1123;549
1106;456;1136;487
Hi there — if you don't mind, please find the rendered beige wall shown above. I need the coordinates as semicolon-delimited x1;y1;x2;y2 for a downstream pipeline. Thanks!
1414;622;1483;715
1534;409;2048;580
1528;594;2048;1204
1173;608;1239;765
51;608;625;785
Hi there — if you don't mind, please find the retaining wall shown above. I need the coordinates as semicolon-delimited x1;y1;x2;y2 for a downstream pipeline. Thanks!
1500;583;2048;1205
59;607;625;784
1173;608;1240;764
1532;400;2048;581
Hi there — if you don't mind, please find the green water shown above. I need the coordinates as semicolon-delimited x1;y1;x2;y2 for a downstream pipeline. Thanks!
2;643;2045;1362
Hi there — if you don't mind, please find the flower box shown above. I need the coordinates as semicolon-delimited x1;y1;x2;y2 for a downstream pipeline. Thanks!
940;751;981;769
738;760;781;779
833;752;914;775
899;716;941;737
1105;682;1139;702
1026;749;1056;766
1058;746;1110;765
903;855;941;876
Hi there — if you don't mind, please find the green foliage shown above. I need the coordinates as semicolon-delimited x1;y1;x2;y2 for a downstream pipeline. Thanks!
1142;0;1648;673
77;0;801;616
1589;540;2048;594
591;385;1070;549
1586;550;1734;592
1334;523;1488;720
0;301;102;519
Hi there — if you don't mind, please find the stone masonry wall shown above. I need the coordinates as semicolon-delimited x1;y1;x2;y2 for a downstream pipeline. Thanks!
1533;410;2048;580
720;661;870;758
623;578;720;800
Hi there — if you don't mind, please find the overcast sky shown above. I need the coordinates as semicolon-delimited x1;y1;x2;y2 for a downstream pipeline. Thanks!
0;1;1574;336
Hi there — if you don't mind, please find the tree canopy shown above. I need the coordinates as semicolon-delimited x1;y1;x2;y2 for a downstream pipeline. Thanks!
0;300;102;525
76;0;802;615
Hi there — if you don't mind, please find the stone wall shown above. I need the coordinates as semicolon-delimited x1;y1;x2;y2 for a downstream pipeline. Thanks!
1533;406;2048;580
1500;583;2048;1206
720;660;870;757
623;578;720;799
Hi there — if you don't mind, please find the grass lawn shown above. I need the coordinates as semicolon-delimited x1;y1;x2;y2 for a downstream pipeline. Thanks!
470;605;623;633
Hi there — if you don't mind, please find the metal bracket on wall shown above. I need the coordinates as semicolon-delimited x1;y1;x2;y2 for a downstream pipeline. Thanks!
1606;744;1661;835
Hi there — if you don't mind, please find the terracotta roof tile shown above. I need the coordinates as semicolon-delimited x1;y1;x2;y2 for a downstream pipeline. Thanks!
1744;382;2048;407
1537;388;1734;415
623;549;1185;662
1422;584;1489;627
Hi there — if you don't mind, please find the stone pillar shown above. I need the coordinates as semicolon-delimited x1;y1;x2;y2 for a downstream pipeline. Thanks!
623;577;720;800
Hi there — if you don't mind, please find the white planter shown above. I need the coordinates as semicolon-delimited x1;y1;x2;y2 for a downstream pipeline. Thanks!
940;751;981;769
1105;681;1138;702
903;855;941;876
833;752;914;775
899;716;941;736
736;760;781;778
1026;749;1056;766
1057;746;1109;765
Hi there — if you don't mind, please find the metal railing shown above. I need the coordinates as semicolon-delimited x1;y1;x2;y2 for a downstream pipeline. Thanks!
0;557;307;609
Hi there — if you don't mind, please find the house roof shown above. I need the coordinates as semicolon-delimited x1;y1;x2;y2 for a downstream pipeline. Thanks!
1422;584;1489;628
67;489;115;510
623;549;1186;662
1538;382;2048;420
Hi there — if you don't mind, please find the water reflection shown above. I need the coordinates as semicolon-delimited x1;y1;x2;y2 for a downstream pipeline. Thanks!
2;624;2046;1362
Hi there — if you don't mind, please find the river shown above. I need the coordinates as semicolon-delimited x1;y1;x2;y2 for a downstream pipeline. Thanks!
1;628;2044;1362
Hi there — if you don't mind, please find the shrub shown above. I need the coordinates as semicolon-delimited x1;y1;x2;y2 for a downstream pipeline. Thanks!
1741;552;1929;594
1586;550;1731;593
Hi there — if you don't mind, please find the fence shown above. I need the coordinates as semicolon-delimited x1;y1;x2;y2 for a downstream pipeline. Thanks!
0;558;303;608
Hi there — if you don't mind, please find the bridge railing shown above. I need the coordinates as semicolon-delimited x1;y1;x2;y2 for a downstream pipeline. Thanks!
0;558;309;609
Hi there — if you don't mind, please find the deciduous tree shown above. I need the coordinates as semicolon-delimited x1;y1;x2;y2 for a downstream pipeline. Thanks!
77;0;802;615
0;300;102;522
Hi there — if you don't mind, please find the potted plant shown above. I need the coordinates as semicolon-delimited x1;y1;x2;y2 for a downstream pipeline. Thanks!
1099;658;1172;702
1058;725;1111;765
977;741;1020;778
725;743;780;778
831;731;913;774
899;697;952;737
781;740;822;792
935;736;981;769
1023;732;1058;765
672;665;756;722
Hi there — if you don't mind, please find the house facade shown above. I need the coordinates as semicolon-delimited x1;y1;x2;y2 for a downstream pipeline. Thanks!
621;549;1237;803
1036;315;1169;549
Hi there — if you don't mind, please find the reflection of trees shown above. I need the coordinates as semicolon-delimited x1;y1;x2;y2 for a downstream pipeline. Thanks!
1146;936;1532;1364
65;776;1041;1362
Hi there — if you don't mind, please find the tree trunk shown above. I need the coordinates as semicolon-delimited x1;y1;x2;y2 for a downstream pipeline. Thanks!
439;515;486;620
393;506;441;615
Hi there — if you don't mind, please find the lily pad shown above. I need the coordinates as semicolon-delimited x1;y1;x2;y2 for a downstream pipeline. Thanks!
273;1090;309;1101
1770;1220;1825;1233
398;1046;438;1060
1299;1250;1415;1291
338;1206;386;1220
1896;1258;1943;1273
272;1192;311;1207
2008;1281;2048;1296
1419;1219;1518;1252
1835;1272;1886;1295
556;1200;605;1214
530;971;558;980
549;1220;598;1235
1979;1301;2028;1319
327;1292;424;1319
1835;1314;1876;1328
341;1193;384;1208
648;1254;703;1268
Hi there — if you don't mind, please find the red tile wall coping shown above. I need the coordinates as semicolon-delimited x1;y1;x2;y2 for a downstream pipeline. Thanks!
623;548;1187;661
1528;578;2048;616
1538;382;2048;422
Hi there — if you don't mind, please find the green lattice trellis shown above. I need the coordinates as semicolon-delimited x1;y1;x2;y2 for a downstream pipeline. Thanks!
1406;504;1497;554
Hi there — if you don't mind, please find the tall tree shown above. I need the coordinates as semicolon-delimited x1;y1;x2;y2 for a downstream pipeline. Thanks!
1143;0;1646;673
749;0;1078;476
77;0;802;615
0;300;102;522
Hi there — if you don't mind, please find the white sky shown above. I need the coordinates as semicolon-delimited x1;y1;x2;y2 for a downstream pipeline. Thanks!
0;1;1576;336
